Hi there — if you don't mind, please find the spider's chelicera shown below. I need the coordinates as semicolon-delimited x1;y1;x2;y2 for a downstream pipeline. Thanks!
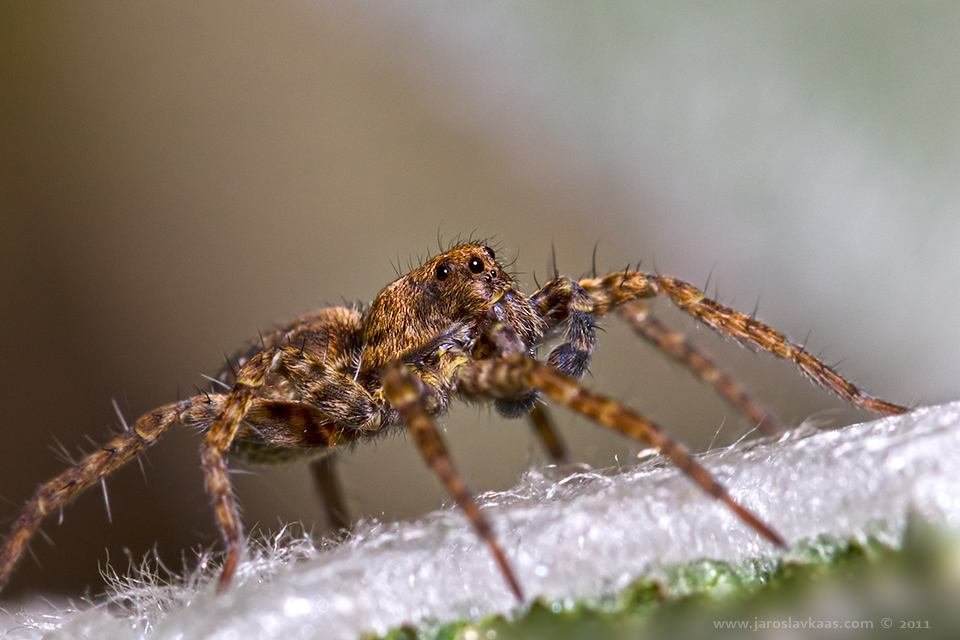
0;242;908;601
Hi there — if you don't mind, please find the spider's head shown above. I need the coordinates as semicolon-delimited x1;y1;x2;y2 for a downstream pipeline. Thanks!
364;243;544;368
421;243;512;315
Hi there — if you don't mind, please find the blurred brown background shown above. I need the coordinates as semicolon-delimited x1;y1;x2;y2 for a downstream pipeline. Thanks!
1;3;958;597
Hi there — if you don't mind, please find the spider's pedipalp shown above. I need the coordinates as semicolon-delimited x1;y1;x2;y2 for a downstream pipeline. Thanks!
491;275;599;419
530;276;597;380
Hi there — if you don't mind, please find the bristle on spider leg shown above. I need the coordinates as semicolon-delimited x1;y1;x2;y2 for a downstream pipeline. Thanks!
100;477;112;523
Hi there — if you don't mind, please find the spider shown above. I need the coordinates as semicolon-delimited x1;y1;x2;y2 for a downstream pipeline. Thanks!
0;242;908;602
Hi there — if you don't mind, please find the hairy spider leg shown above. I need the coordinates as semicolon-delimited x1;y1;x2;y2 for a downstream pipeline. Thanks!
618;301;787;435
521;273;786;465
519;300;786;466
305;411;571;536
202;346;382;592
0;389;360;593
580;272;910;416
302;267;908;562
529;294;787;463
0;397;223;592
305;411;572;537
381;362;525;602
455;356;787;550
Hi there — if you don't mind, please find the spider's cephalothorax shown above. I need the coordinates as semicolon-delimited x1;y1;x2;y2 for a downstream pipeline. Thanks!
0;242;909;601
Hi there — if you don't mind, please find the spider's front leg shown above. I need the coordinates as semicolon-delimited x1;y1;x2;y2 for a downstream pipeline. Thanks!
203;346;383;592
526;404;569;463
454;355;787;550
580;271;910;416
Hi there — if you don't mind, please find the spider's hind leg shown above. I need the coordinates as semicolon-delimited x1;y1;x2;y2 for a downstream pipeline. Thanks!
0;399;198;593
202;346;382;592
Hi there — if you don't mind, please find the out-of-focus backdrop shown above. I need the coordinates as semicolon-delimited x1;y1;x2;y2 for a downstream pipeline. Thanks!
1;2;957;597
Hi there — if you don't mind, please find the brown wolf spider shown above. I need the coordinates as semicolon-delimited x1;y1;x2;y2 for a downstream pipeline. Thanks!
0;242;908;601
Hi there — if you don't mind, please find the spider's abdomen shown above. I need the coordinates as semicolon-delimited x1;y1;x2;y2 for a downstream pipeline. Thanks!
217;307;366;392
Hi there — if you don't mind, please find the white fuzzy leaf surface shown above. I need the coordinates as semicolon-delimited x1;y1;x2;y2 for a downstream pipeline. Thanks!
1;403;958;639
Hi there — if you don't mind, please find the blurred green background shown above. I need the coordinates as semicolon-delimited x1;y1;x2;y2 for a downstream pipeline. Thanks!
1;2;958;597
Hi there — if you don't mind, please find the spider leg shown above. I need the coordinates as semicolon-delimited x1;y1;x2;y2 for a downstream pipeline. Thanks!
309;455;351;531
0;400;191;593
203;346;383;592
381;363;525;602
201;397;356;530
526;404;569;463
580;272;909;416
455;356;787;549
619;301;786;435
202;362;274;593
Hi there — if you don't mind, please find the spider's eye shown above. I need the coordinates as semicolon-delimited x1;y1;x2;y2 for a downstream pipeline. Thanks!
484;246;496;260
435;262;451;281
468;256;484;274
